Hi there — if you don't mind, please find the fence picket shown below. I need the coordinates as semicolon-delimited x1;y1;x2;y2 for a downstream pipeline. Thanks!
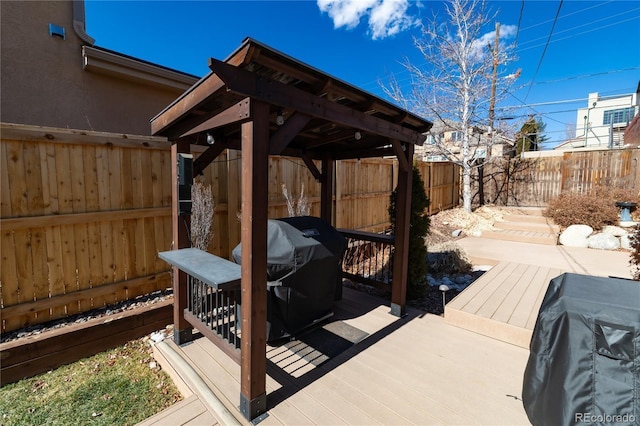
1;125;461;333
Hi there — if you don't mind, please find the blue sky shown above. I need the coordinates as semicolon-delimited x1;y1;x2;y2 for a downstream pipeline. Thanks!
85;0;640;148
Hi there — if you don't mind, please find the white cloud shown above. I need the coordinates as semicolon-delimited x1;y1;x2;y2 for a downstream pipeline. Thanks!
317;0;419;40
471;24;518;58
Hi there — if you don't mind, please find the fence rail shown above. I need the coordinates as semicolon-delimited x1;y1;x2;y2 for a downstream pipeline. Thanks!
1;123;460;333
475;149;640;207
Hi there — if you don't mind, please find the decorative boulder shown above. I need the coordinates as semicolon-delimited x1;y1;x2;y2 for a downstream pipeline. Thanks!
559;224;593;248
587;233;621;250
621;234;632;250
602;225;628;237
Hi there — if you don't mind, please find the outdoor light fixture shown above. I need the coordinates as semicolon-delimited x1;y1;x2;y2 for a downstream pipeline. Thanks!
276;109;285;126
354;131;362;141
206;133;215;145
439;284;450;313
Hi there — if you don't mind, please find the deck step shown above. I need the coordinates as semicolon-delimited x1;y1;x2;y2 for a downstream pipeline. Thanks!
494;220;560;234
445;261;564;348
481;229;558;245
502;214;552;224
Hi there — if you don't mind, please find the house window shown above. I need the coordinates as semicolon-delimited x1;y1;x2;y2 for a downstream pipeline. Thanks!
603;107;636;125
426;134;437;145
450;131;463;142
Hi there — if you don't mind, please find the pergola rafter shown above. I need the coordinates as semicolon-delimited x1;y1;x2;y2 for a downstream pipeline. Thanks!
151;37;432;421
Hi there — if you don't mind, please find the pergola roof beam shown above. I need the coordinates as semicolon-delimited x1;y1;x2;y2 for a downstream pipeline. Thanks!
208;58;426;146
180;98;252;138
268;112;312;155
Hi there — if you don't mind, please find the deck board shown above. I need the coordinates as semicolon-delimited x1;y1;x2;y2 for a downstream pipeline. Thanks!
150;286;531;425
445;261;564;348
137;395;217;426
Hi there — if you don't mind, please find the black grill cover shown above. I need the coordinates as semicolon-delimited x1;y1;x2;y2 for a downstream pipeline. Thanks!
232;216;347;341
523;273;640;426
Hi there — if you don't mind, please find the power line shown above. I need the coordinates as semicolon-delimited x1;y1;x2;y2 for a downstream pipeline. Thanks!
498;92;636;110
531;68;640;86
518;15;640;54
514;0;524;50
517;0;613;33
525;0;564;101
516;7;639;50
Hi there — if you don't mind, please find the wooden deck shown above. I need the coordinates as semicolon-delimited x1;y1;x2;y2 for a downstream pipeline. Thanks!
445;261;563;348
145;286;531;425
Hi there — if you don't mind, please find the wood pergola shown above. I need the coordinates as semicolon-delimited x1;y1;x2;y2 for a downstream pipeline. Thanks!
151;38;432;421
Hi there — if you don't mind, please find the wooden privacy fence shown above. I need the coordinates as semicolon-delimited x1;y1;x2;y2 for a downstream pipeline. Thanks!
476;149;640;207
0;123;460;333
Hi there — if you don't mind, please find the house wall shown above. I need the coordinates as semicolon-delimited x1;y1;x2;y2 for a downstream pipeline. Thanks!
575;91;639;148
0;1;194;136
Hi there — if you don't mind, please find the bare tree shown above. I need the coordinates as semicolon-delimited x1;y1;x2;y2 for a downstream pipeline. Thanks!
282;183;311;217
191;180;215;251
384;0;517;212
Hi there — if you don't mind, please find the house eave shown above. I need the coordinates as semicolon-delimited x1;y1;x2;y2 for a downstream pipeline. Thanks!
82;46;198;92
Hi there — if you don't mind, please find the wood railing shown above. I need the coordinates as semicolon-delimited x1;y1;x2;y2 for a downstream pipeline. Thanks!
159;248;242;362
339;229;395;291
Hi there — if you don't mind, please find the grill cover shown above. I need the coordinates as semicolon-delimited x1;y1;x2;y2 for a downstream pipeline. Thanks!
232;216;347;341
523;273;640;425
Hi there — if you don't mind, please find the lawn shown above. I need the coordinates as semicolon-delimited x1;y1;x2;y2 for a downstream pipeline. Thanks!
0;337;181;426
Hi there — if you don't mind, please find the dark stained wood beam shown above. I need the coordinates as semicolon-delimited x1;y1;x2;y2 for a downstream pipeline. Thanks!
151;74;226;137
193;141;228;176
171;140;193;343
391;143;414;317
180;98;251;138
392;139;410;172
301;154;322;182
332;146;395;160
208;58;426;146
251;53;322;87
320;158;334;225
269;112;312;155
239;101;269;421
304;129;360;149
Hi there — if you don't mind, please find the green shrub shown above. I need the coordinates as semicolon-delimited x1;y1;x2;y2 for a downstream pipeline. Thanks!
389;164;430;299
545;186;638;230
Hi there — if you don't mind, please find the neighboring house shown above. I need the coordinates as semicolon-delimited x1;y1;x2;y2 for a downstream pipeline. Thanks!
416;121;514;162
554;83;639;150
0;0;198;135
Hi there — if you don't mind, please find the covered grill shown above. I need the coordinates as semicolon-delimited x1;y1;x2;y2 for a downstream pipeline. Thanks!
523;273;640;426
233;216;347;341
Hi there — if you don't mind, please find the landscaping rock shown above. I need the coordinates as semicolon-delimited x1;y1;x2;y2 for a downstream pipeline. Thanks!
621;234;632;250
602;225;628;237
559;224;593;247
587;233;621;250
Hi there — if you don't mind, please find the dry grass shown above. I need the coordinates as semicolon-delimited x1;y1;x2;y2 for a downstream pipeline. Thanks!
0;337;181;425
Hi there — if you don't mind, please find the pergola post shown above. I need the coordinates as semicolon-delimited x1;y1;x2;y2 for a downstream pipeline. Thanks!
391;143;414;317
239;100;269;421
320;158;334;225
171;139;194;344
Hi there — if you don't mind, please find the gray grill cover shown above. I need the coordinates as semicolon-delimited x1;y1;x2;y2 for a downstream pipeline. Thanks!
232;216;346;341
523;273;640;425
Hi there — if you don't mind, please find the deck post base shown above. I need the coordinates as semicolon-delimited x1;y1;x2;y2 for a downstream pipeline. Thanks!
240;392;267;421
173;328;194;345
240;393;267;421
390;303;405;317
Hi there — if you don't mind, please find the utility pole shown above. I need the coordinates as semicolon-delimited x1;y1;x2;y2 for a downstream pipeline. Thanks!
488;22;500;132
480;22;500;206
